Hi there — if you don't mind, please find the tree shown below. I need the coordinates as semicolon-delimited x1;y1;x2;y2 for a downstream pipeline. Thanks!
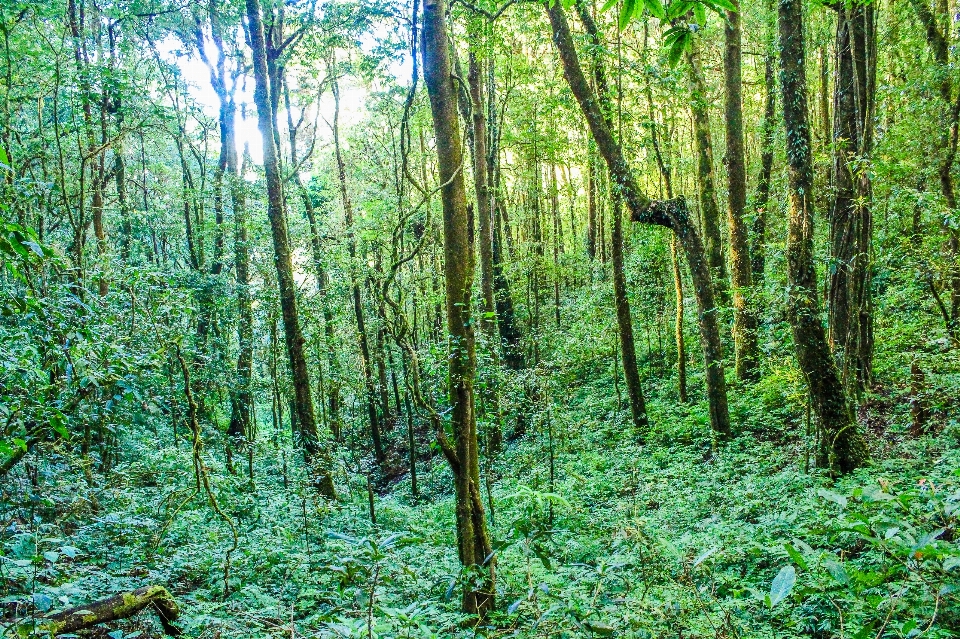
421;0;494;615
777;0;868;474
547;0;729;440
245;0;335;496
722;0;759;381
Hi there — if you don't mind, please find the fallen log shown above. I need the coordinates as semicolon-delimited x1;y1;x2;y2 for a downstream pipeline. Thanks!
43;585;180;636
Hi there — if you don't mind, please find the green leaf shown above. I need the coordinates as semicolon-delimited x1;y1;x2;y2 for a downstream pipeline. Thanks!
667;30;690;67
768;565;795;607
42;551;59;564
944;556;960;571
601;0;619;11
645;0;667;19
783;542;808;570
817;488;847;508
693;547;717;567
705;0;736;12
667;0;693;19
583;621;615;635
619;0;637;29
693;3;706;27
32;593;53;612
823;559;849;585
60;546;80;559
532;543;553;570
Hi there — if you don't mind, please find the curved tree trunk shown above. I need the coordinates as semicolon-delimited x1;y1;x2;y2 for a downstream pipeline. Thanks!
574;0;648;432
548;0;729;439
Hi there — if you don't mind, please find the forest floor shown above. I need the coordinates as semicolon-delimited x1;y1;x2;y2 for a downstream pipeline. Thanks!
4;284;960;637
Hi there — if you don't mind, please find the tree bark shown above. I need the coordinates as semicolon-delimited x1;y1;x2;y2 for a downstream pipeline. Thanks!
777;0;868;474
752;33;775;286
687;40;729;306
827;2;877;396
422;0;494;615
245;0;335;497
43;585;180;636
548;1;729;438
723;2;759;381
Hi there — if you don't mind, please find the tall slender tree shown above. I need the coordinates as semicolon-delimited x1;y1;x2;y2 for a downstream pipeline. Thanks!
245;0;335;497
722;0;759;381
547;0;729;439
422;0;494;616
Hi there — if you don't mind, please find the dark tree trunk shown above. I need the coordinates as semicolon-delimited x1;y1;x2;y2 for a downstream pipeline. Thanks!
229;149;253;447
828;2;877;396
422;0;494;616
245;0;335;497
548;1;729;440
723;2;759;381
494;201;524;369
752;28;776;286
612;197;649;431
586;143;598;260
910;0;960;342
777;0;868;474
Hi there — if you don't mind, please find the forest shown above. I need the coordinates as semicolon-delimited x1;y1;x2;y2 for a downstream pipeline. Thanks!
1;0;960;635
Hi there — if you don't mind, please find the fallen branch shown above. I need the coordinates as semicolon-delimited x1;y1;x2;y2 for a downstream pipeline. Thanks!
42;585;181;636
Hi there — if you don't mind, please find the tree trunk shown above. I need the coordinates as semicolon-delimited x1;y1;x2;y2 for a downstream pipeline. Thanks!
910;0;960;339
466;41;504;450
548;0;729;438
229;149;253;447
494;201;524;369
586;142;598;260
687;40;729;306
752;27;776;286
468;47;497;338
777;0;868;474
723;2;759;381
422;0;494;616
245;0;335;497
828;2;876;396
330;60;384;462
612;197;649;431
44;586;180;637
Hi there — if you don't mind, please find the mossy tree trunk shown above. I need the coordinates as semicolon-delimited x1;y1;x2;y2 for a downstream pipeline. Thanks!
777;0;869;474
245;0;335;496
548;0;729;440
422;0;494;616
723;1;759;381
574;0;649;433
44;585;180;636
